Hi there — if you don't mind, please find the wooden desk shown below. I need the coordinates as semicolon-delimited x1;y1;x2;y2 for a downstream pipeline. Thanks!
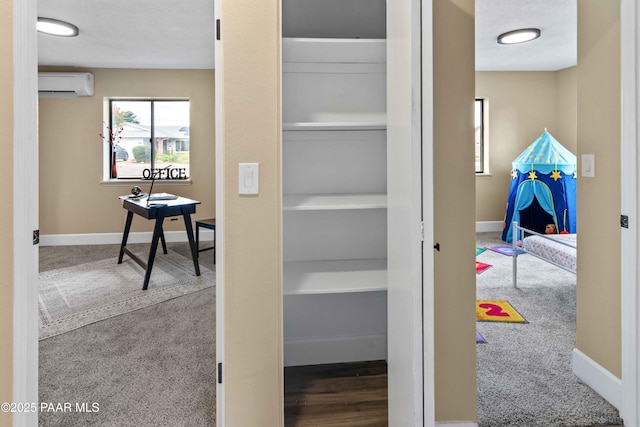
118;195;201;290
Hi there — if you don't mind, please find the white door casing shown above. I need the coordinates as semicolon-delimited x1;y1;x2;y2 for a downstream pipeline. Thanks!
621;0;639;423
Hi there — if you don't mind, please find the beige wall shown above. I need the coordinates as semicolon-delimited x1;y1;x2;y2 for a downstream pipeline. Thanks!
218;0;283;424
433;0;477;421
475;70;577;222
38;68;216;235
0;0;13;424
555;66;578;150
576;0;621;377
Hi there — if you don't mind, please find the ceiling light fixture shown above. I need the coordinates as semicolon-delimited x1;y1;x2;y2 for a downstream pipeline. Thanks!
37;17;79;37
497;28;540;45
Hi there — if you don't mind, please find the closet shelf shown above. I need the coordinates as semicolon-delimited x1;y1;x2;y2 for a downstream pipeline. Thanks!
283;259;387;295
283;122;386;131
283;193;387;211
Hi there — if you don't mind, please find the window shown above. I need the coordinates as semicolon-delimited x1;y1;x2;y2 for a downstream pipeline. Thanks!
475;98;486;173
106;99;190;180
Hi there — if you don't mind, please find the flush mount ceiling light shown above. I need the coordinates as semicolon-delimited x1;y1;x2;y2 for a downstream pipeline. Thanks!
497;28;540;45
37;17;79;37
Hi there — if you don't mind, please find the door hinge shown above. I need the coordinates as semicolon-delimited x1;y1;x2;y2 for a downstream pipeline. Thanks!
33;229;40;245
216;19;221;41
621;214;629;229
420;221;424;241
217;362;222;383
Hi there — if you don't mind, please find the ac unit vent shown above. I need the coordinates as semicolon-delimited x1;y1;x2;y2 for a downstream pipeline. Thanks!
38;72;94;98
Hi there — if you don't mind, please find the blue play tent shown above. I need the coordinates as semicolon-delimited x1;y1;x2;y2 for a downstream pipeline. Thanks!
502;130;577;242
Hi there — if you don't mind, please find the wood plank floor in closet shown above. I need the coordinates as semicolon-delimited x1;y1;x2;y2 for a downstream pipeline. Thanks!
284;360;388;427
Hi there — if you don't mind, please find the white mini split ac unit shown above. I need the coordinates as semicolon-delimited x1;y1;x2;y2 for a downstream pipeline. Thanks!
38;72;94;98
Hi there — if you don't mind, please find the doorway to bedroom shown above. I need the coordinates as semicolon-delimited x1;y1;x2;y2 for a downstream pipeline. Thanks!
474;1;623;425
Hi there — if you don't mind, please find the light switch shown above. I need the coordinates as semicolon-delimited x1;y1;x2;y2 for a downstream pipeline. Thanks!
239;163;259;194
581;154;595;178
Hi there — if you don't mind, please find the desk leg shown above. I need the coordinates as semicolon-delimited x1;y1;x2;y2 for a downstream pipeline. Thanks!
143;209;166;290
118;211;134;264
160;229;168;254
182;210;201;276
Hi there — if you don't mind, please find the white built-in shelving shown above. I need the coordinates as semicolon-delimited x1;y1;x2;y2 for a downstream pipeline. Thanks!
282;122;386;131
283;259;387;295
283;193;387;211
282;37;387;366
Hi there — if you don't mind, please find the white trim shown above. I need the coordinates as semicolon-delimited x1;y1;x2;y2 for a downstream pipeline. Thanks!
621;0;639;423
283;334;387;367
422;0;435;425
435;423;477;427
214;0;225;423
475;221;503;233
39;230;214;247
13;0;39;425
572;348;622;410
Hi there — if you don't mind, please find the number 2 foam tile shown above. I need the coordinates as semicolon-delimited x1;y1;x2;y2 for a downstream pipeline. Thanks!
476;300;527;323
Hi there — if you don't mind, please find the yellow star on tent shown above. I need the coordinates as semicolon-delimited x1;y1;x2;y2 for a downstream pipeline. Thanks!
550;170;562;181
511;170;518;179
528;170;537;180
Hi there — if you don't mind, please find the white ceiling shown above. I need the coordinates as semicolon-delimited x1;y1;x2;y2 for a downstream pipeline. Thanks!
37;0;215;69
37;0;576;71
476;0;577;71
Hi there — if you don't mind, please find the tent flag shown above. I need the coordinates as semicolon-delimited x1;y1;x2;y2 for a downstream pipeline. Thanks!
502;130;577;242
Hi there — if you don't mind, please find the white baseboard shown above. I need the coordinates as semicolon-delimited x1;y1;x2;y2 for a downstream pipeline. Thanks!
476;221;503;233
572;348;622;410
45;224;498;246
436;422;477;427
284;334;386;367
40;230;215;246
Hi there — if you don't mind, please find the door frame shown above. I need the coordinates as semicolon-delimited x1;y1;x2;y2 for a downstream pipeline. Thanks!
421;0;436;424
12;0;39;425
386;0;433;424
620;0;639;423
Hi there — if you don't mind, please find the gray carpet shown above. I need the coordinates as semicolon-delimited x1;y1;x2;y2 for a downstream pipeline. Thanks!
476;232;623;427
38;235;623;426
38;243;216;427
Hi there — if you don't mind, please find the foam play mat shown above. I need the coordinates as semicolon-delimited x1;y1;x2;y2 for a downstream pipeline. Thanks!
476;300;527;323
475;261;492;274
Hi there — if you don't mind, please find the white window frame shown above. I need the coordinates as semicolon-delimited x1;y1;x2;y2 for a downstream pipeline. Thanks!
475;98;489;175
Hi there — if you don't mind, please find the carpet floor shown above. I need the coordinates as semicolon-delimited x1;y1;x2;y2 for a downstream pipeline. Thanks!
476;232;622;427
38;243;216;427
38;235;624;426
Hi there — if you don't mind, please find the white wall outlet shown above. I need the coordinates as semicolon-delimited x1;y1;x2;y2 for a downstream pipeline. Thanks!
581;154;595;178
239;163;259;194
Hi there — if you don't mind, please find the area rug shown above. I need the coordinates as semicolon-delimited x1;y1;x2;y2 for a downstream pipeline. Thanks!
38;250;215;340
476;331;487;343
476;300;527;323
476;247;486;256
476;261;492;274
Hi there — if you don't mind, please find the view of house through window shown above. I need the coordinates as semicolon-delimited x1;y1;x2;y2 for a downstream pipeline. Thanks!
108;99;190;180
475;98;485;173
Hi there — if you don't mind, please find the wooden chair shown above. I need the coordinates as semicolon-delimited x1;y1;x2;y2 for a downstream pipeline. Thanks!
195;218;216;264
